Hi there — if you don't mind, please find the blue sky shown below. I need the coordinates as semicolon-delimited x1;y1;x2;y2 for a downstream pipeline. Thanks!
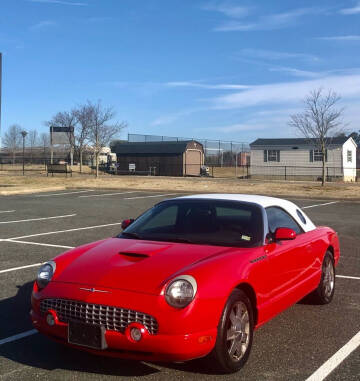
1;0;360;143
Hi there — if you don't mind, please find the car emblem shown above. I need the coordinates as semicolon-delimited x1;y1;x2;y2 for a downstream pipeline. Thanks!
79;287;110;293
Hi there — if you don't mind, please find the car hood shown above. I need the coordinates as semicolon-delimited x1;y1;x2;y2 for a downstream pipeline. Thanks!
53;238;235;294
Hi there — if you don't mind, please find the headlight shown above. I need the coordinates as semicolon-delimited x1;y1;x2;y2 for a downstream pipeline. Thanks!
165;275;197;308
36;261;56;289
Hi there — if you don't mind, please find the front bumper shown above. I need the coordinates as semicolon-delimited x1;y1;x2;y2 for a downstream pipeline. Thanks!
31;282;218;362
31;309;216;361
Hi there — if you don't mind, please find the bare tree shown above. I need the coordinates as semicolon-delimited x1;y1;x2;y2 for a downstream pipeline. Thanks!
87;101;126;178
289;88;344;186
40;132;50;163
73;103;92;173
3;124;22;164
28;129;38;164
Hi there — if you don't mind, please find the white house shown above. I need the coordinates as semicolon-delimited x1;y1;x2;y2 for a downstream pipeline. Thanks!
250;137;357;182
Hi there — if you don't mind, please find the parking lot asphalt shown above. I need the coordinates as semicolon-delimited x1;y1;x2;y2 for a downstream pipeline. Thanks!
0;190;359;380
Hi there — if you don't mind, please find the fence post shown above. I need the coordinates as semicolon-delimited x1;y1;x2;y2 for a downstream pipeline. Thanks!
235;153;237;178
285;166;287;180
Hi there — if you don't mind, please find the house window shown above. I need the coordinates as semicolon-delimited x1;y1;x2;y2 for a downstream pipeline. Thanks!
264;150;280;162
313;149;324;161
310;149;328;162
347;150;352;163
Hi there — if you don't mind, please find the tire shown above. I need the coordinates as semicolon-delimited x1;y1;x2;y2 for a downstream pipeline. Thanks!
312;251;335;304
209;289;254;373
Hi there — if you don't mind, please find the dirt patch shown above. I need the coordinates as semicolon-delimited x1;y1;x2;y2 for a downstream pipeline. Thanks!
1;174;360;200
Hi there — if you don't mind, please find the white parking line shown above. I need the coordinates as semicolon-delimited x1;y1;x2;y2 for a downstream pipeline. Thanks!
0;263;42;274
35;190;94;197
79;191;140;198
124;193;178;200
5;239;74;249
8;221;123;240
305;331;360;381
0;214;76;225
302;201;338;209
0;329;38;346
336;275;360;280
0;210;15;214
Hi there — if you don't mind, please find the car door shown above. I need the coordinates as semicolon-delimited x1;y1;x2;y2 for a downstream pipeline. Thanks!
264;206;313;309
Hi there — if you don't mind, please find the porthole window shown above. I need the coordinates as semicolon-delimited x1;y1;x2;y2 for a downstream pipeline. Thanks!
296;209;306;224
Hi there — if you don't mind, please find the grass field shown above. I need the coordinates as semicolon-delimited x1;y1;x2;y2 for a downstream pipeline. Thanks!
1;173;360;199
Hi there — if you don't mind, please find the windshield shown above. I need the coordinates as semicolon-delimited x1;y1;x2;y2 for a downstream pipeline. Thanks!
118;199;264;248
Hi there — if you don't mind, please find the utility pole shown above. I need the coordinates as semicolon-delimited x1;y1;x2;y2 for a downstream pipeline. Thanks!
21;130;27;175
0;52;2;148
50;126;53;164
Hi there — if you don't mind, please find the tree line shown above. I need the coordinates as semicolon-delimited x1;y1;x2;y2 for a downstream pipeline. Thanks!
1;100;126;177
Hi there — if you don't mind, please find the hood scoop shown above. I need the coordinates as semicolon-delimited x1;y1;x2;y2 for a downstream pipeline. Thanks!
116;242;171;263
119;252;149;262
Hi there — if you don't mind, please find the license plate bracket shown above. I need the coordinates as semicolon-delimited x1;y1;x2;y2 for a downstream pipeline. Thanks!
68;320;107;350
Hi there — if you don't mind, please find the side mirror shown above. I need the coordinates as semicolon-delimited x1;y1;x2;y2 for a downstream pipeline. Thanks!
121;218;134;230
275;227;296;241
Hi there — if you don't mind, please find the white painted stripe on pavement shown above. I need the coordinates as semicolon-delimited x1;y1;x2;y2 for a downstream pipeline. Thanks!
336;275;360;280
0;214;76;224
8;221;123;240
305;331;360;381
0;210;15;214
79;191;140;198
5;239;74;249
35;190;94;197
0;263;42;274
302;201;338;209
124;193;178;200
0;329;38;346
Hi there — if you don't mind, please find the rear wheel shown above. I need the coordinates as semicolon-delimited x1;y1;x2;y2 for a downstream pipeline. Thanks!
209;289;254;373
312;251;335;304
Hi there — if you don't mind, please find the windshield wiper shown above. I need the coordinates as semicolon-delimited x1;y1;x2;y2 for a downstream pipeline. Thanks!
153;237;194;244
120;232;143;240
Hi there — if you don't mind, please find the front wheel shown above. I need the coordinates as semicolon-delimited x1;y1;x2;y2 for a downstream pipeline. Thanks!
208;289;254;373
312;251;335;304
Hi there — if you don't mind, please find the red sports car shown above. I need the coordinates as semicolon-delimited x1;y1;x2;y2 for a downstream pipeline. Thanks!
31;194;339;373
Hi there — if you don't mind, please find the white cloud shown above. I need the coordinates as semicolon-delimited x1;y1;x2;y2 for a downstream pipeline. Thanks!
30;20;57;30
212;73;360;109
214;7;326;32
151;108;202;127
151;114;182;127
269;67;322;78
150;107;208;127
203;2;251;18
165;81;250;90
317;35;360;41
206;123;267;133
29;0;87;5
239;48;319;62
340;2;360;15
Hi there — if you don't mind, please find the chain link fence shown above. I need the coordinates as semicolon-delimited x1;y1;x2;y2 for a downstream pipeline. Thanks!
127;133;250;166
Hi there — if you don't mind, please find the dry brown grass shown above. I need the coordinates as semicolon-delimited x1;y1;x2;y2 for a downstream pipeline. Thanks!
211;166;248;178
1;173;360;200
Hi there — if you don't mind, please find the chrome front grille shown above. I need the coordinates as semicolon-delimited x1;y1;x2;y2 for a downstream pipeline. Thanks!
40;298;158;335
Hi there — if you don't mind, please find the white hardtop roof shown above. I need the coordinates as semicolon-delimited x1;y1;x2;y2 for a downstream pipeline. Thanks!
175;194;316;232
177;193;294;208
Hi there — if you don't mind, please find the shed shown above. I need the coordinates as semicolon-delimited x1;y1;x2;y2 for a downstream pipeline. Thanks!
249;137;358;182
111;140;204;176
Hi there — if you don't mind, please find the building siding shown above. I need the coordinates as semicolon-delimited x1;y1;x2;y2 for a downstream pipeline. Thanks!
250;147;343;179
